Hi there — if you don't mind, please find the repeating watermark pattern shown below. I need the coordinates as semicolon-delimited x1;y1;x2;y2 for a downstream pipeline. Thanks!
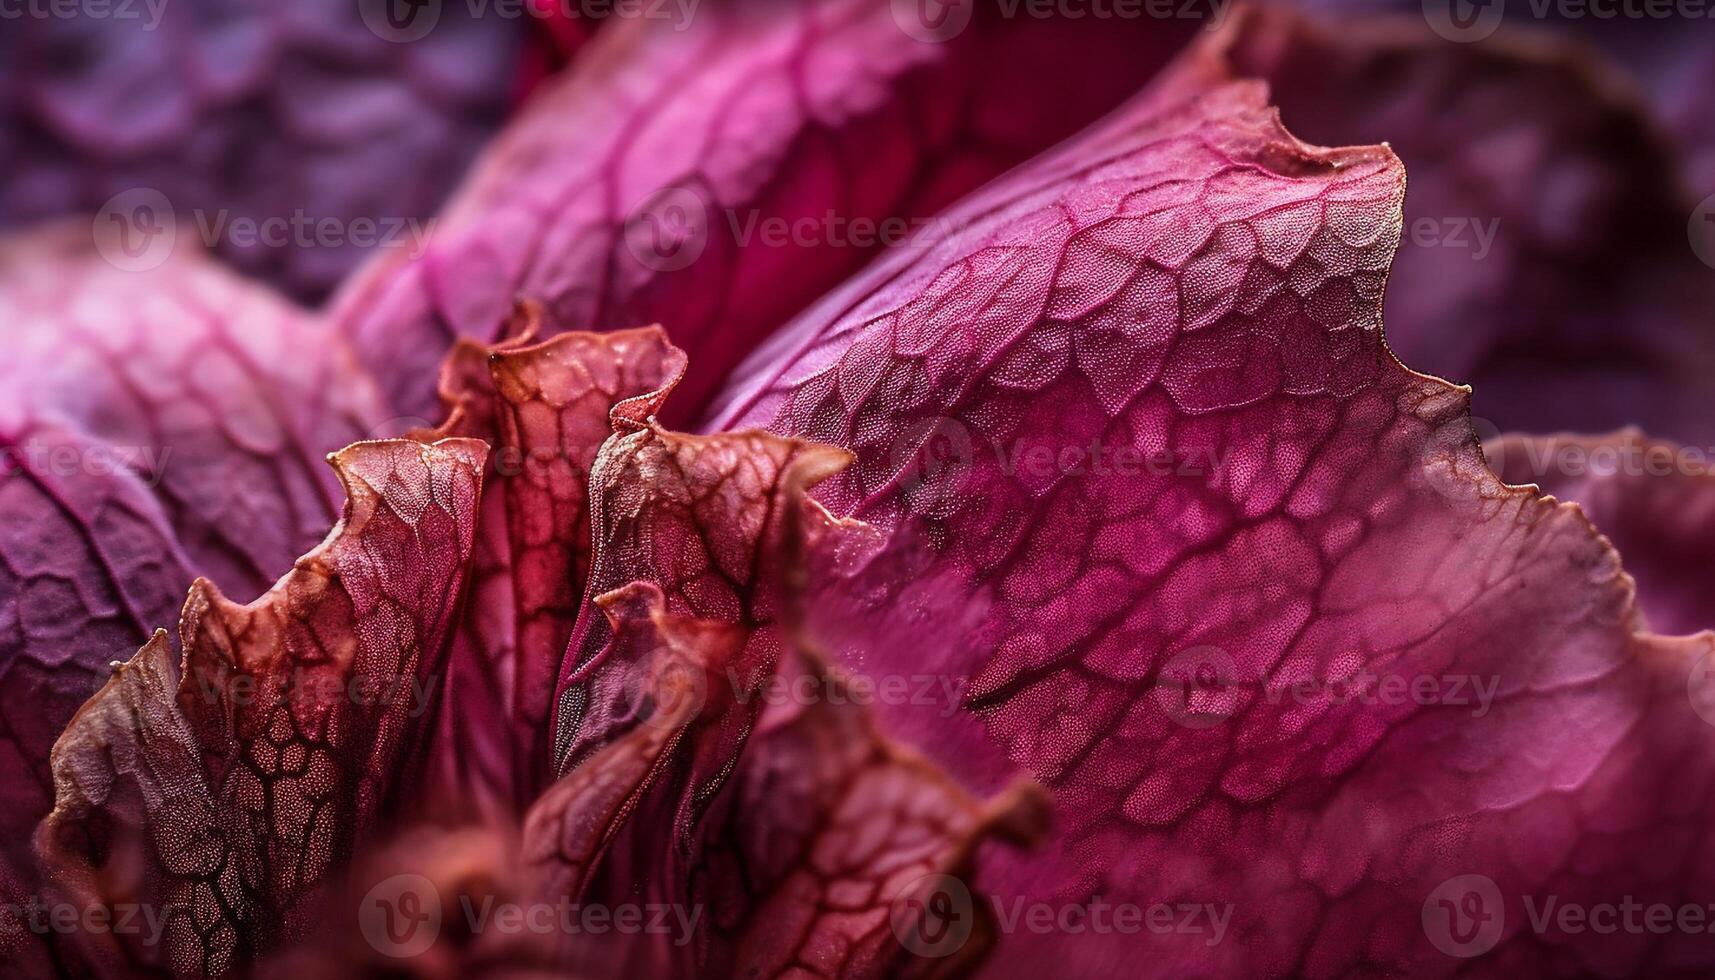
886;417;1243;515
739;669;967;717
3;897;181;947
93;189;436;272
1152;645;1242;730
622;655;712;733
1495;433;1715;482
890;0;975;42
360;874;442;958
94;188;177;273
1153;647;1503;729
889;873;1232;959
727;208;974;254
1422;875;1506;958
1426;0;1715;43
890;873;977;957
888;416;978;513
1690;192;1715;271
362;0;698;43
0;0;167;26
1424;874;1715;960
1422;0;1506;41
0;440;173;488
359;0;440;41
616;663;971;734
359;874;703;958
187;669;437;719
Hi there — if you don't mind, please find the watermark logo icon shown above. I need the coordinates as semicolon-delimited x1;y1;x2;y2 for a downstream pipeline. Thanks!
360;0;442;43
889;873;974;958
631;654;709;732
1422;874;1504;958
93;188;176;272
1423;0;1505;42
1419;414;1502;503
1689;193;1715;271
888;415;976;514
360;874;442;958
891;0;973;42
623;185;710;272
1152;645;1241;729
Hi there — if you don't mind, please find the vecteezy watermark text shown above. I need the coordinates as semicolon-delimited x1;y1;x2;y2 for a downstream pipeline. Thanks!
93;188;436;272
890;0;1230;43
0;440;172;487
890;874;1232;959
3;897;180;947
1425;0;1715;43
187;668;437;719
1423;874;1715;959
1152;645;1503;730
360;0;698;43
0;0;167;27
359;873;703;958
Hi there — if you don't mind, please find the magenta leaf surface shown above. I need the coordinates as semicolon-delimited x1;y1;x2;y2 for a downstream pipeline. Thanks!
707;25;1715;977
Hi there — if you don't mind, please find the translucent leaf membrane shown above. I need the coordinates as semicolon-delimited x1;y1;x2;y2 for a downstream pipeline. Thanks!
523;428;1045;978
1489;429;1715;638
0;227;386;887
332;0;1199;422
35;440;485;978
708;20;1715;977
409;310;689;813
0;2;527;299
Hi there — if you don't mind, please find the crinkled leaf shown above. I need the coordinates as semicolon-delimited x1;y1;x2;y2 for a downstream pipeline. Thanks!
412;311;688;813
709;27;1715;977
35;439;485;977
1219;8;1715;444
332;0;1196;421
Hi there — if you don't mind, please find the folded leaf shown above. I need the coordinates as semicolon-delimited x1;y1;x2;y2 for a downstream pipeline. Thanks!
36;439;485;977
709;25;1715;976
411;311;688;813
525;425;1043;978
